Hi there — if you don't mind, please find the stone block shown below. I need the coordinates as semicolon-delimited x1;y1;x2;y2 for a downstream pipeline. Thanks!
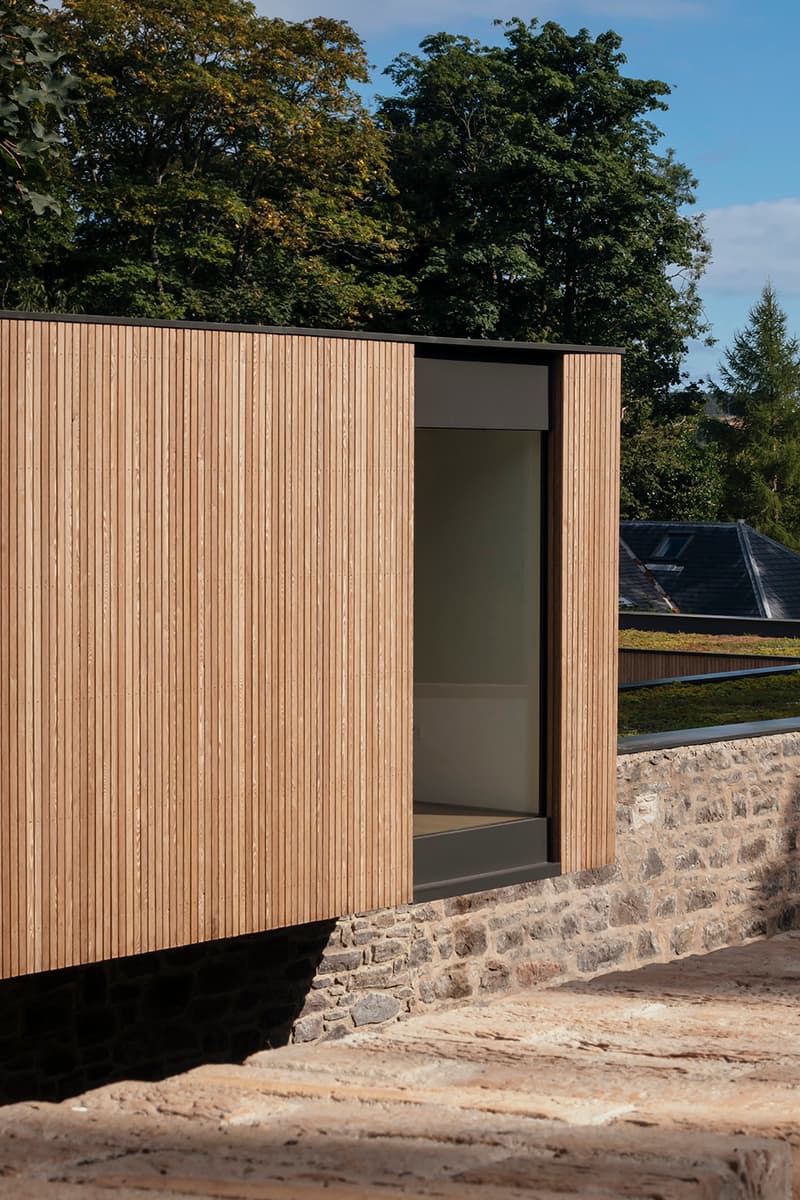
572;864;619;889
610;889;650;926
454;924;487;958
372;939;407;964
444;891;498;916
670;922;695;956
685;887;717;913
576;938;630;974
738;836;767;864
637;929;657;959
578;896;610;933
408;939;434;967
639;848;665;881
293;1014;324;1043
317;950;363;975
675;849;703;871
351;993;402;1027
480;960;511;992
433;968;473;1000
695;799;726;824
496;927;524;954
703;919;728;950
515;960;562;986
349;963;395;989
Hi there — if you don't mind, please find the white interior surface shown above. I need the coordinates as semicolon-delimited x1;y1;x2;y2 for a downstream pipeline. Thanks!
414;685;534;812
413;429;541;819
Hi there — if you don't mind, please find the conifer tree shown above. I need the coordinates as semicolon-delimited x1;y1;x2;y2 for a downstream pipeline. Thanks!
716;283;800;548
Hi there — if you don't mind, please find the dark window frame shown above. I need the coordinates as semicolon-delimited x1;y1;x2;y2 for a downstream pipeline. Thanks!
412;350;558;900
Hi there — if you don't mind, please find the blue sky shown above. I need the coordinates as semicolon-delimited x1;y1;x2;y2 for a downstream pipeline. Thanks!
259;0;800;384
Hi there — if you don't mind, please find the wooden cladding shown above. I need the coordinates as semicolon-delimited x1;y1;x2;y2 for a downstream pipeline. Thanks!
0;318;413;978
547;353;622;873
619;648;800;685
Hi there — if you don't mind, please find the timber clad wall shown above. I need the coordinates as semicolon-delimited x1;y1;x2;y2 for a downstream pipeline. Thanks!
0;318;413;978
548;353;621;872
619;648;800;685
0;314;622;980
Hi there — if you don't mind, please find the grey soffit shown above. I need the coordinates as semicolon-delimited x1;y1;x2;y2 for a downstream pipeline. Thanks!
0;310;624;356
414;356;549;430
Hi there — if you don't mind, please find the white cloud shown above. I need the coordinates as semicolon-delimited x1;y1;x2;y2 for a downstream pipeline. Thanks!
256;0;707;35
703;198;800;295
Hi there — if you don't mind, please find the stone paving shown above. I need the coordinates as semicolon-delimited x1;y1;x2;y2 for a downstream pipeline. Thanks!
1;932;799;1198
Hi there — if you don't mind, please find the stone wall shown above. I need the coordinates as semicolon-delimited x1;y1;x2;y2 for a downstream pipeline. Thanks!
291;732;800;1042
1;730;798;1102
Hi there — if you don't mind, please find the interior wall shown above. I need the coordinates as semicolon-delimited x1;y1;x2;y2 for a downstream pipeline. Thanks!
413;429;541;813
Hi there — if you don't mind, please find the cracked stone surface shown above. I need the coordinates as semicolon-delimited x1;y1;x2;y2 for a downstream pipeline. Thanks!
0;933;799;1198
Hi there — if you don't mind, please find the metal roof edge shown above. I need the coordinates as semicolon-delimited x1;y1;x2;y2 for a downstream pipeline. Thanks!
737;519;771;619
0;310;625;356
618;715;800;755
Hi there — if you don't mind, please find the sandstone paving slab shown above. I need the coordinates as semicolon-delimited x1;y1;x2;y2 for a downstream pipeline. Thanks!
0;1090;789;1199
0;934;798;1197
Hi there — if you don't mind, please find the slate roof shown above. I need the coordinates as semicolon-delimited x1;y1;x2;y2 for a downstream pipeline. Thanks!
618;539;676;613
619;521;800;619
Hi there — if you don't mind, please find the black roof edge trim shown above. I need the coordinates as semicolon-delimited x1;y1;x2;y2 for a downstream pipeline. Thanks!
0;310;625;356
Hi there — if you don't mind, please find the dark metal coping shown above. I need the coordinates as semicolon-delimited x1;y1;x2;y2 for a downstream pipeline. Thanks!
619;662;800;691
618;715;800;754
0;310;625;357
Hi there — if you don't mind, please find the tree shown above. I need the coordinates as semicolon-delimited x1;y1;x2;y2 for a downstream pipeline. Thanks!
378;20;709;400
49;0;406;324
620;385;723;521
0;1;79;308
0;0;78;215
714;283;800;548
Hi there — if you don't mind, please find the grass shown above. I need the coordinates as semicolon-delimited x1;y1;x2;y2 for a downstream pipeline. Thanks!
619;628;800;658
618;671;800;737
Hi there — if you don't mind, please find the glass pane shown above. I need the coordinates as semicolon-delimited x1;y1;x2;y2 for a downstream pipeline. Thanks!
413;428;541;835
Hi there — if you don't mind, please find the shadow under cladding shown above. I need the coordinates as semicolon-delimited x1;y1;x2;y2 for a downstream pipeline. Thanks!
0;918;335;1105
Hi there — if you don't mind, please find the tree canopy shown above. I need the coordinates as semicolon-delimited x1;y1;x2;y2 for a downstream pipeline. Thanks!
50;0;406;324
620;384;723;522
714;283;800;548
378;20;710;400
0;6;733;526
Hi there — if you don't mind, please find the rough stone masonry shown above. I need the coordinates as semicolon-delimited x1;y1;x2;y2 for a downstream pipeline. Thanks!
291;731;800;1043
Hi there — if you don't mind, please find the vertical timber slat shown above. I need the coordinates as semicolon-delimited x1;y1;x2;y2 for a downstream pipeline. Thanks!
0;317;414;978
547;352;621;873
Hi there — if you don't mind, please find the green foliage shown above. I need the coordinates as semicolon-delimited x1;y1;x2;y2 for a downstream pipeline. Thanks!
714;283;800;548
620;385;723;521
0;0;78;215
619;628;800;657
378;19;709;400
50;0;406;324
618;671;800;737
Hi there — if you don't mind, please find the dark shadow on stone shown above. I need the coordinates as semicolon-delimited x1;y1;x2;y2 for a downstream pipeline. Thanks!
0;918;336;1105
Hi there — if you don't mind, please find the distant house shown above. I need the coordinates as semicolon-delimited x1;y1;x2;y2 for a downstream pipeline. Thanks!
620;520;800;619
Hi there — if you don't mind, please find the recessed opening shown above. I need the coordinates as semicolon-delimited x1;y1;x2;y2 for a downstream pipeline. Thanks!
413;427;542;837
